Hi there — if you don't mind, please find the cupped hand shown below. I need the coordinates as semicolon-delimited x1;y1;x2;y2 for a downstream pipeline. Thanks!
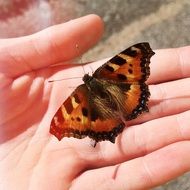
0;14;190;190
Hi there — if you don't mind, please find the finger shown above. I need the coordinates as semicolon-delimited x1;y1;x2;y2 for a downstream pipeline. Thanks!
77;110;190;170
0;14;104;77
71;141;190;190
148;45;190;84
117;110;190;160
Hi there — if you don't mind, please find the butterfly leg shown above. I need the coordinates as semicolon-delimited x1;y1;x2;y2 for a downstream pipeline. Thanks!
90;139;97;147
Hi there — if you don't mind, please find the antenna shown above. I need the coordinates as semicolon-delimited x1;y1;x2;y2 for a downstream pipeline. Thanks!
48;44;85;83
76;43;86;75
48;76;82;83
76;44;83;64
89;65;94;74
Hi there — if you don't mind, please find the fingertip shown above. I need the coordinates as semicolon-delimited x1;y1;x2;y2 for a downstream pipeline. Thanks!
148;45;190;84
67;14;104;55
86;14;104;36
1;14;105;76
88;14;104;44
35;14;104;64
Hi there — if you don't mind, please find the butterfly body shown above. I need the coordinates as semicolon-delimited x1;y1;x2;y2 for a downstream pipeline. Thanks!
50;42;155;145
83;74;129;120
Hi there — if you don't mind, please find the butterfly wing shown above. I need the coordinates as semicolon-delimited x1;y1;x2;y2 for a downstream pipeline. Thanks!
50;84;90;140
50;84;125;143
50;42;155;144
118;82;150;120
93;42;154;120
93;42;155;83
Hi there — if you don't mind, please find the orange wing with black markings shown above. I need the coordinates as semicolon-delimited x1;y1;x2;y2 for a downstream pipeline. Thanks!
50;84;125;143
50;42;155;145
93;42;154;83
93;42;154;120
122;83;150;120
50;84;90;140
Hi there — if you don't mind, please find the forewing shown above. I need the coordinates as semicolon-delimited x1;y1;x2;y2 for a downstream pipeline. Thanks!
93;42;155;83
50;84;91;141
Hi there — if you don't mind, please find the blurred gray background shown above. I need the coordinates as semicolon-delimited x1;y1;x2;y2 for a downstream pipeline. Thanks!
0;0;190;189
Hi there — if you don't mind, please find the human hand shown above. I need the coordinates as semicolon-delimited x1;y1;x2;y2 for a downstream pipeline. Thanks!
1;14;190;190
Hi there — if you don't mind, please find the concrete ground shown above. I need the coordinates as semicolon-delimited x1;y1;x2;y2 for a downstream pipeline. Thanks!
0;0;190;189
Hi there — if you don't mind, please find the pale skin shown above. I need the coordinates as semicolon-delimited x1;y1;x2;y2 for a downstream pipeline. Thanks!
0;14;190;190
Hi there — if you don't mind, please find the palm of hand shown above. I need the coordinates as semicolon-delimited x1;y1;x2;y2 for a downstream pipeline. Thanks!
1;15;190;190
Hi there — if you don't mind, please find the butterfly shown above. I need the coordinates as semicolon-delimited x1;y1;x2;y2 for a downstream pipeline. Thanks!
50;42;155;145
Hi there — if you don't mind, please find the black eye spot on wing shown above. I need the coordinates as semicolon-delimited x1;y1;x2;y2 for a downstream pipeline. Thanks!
110;55;126;65
117;74;127;80
118;83;131;91
128;69;133;74
73;94;81;103
123;48;137;57
105;65;114;72
64;97;73;114
91;109;99;122
82;107;88;117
